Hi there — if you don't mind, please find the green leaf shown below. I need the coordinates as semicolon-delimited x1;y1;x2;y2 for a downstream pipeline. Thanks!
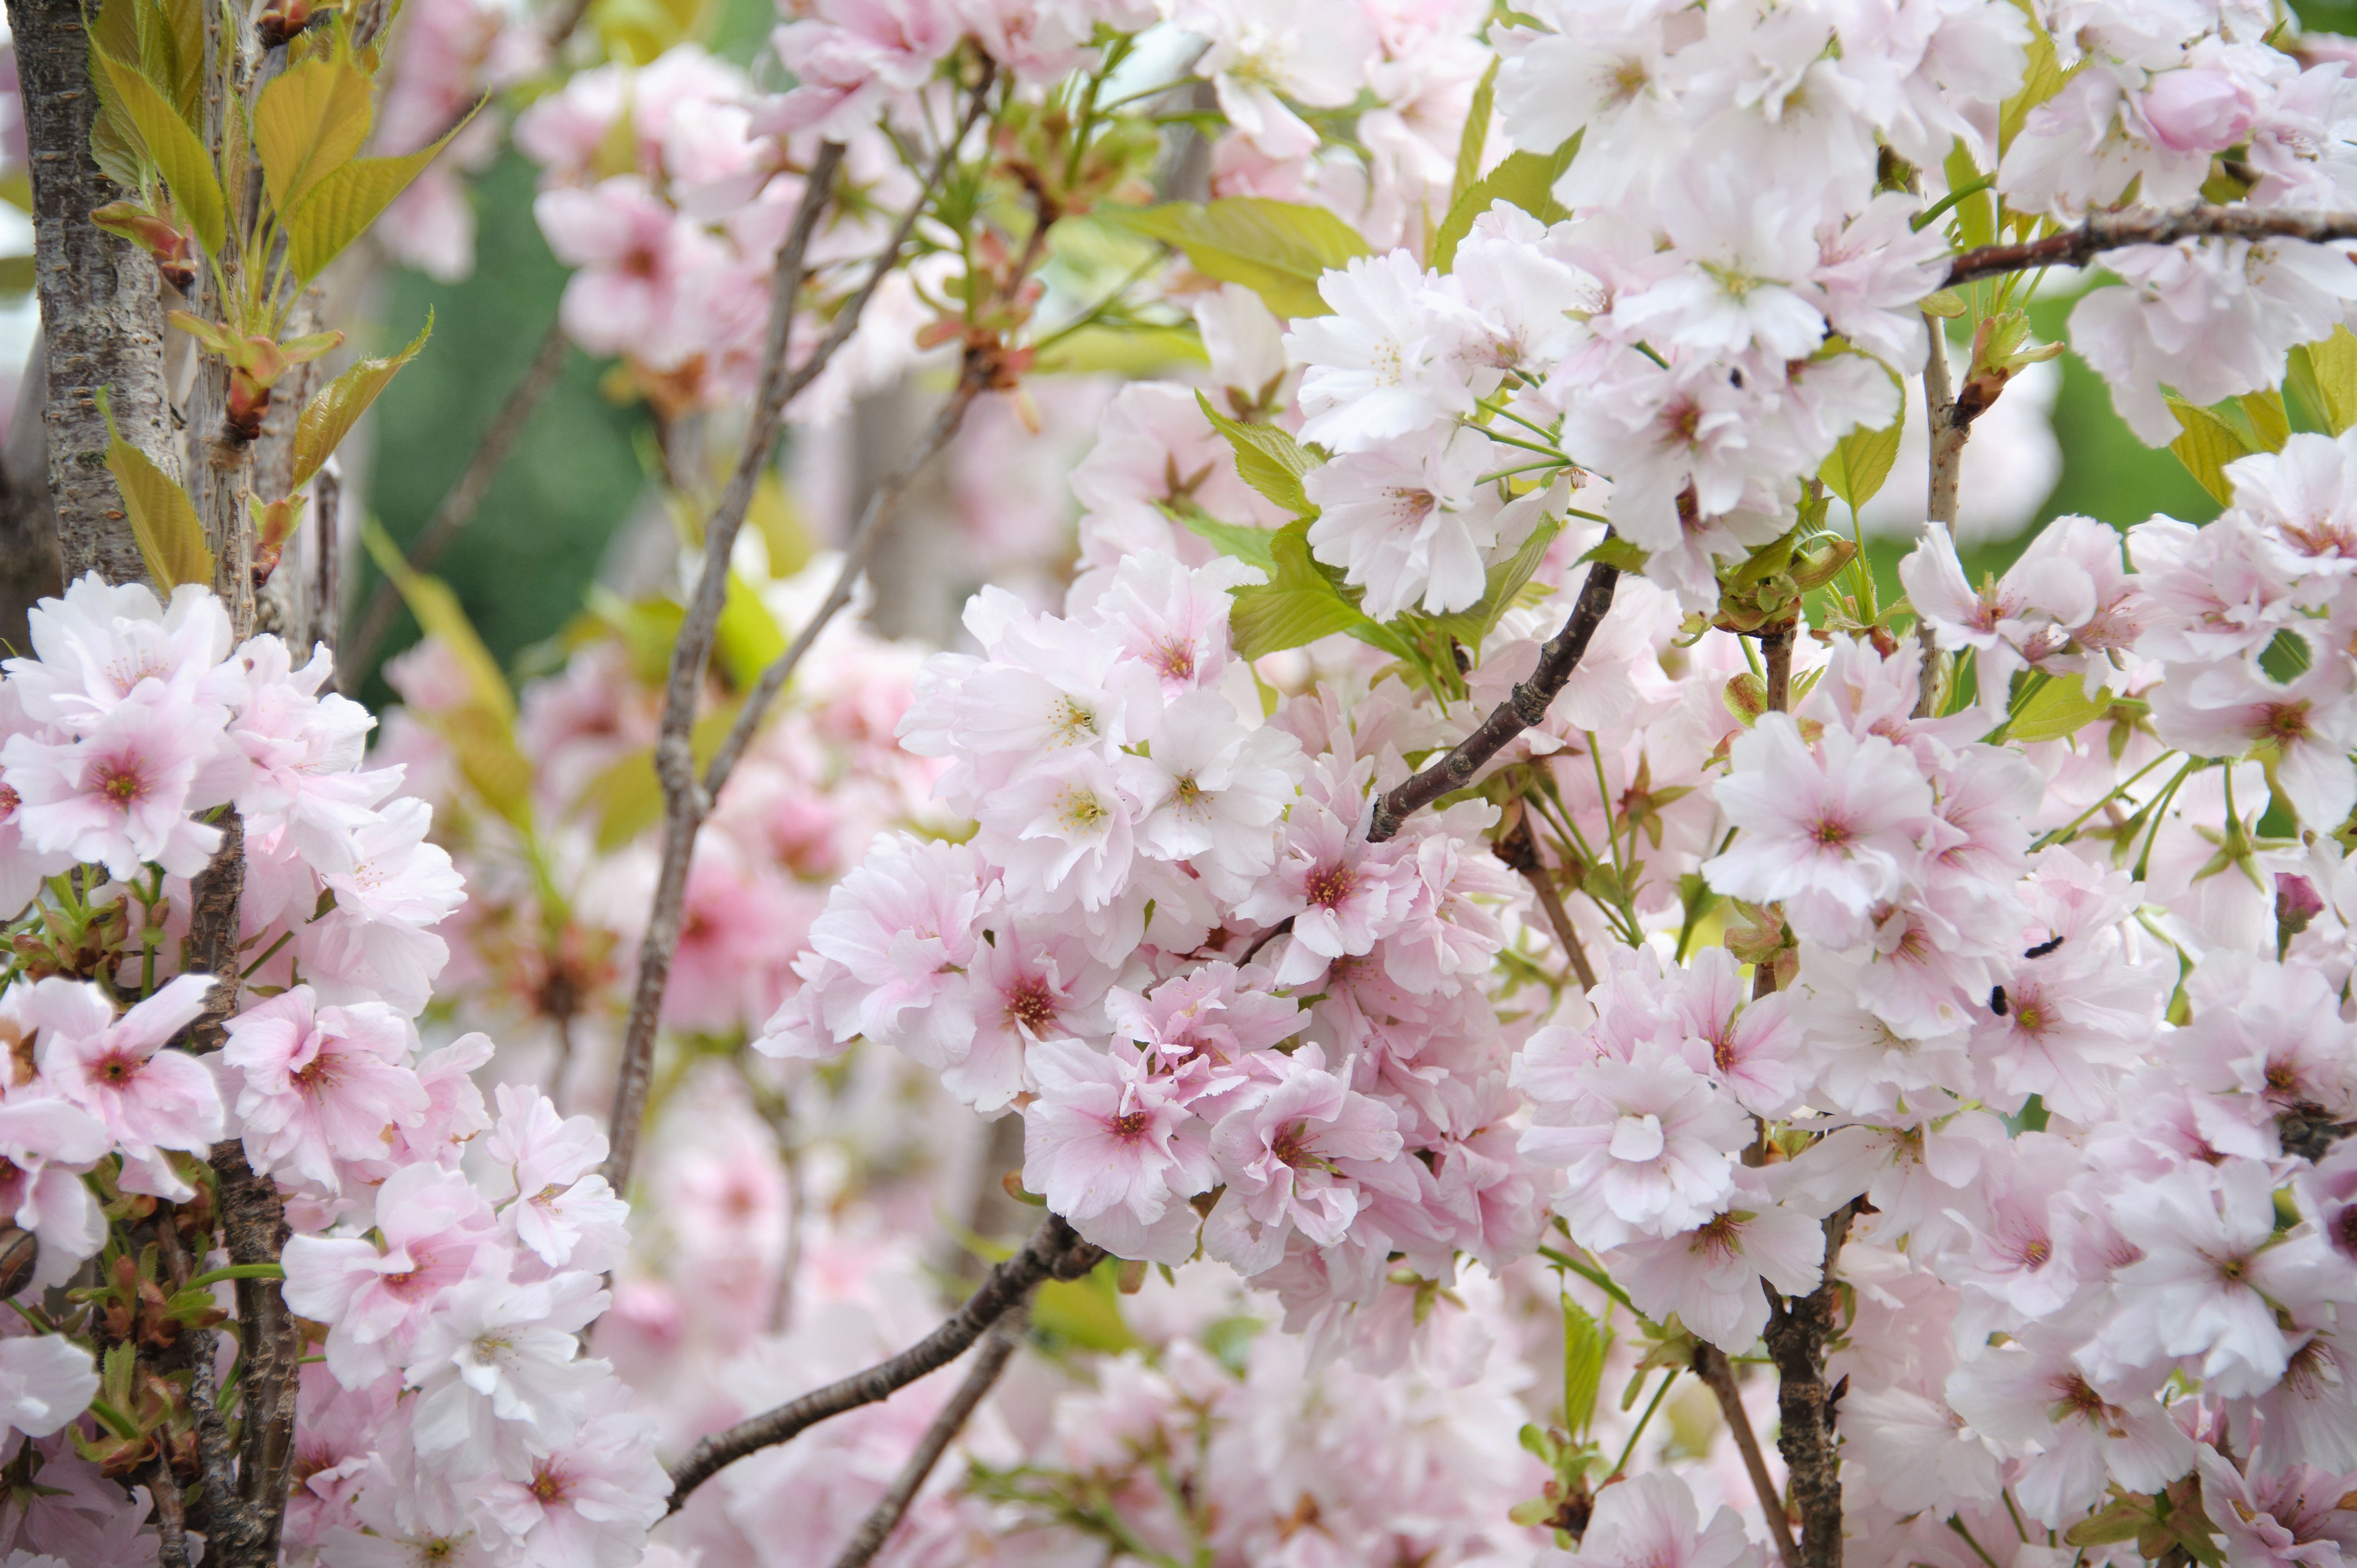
1109;197;1370;319
2166;397;2253;506
715;571;786;689
284;113;473;282
1229;520;1377;659
292;312;430;490
1583;534;1649;574
1561;1294;1612;1439
1998;1;2069;158
255;49;376;220
1031;1261;1141;1354
1452;56;1499;209
1196;390;1318;516
2240;389;2289;453
1940;141;1995;249
89;47;225;256
1820;402;1906;512
97;388;213;591
2291;326;2357;435
360;520;515;725
574;703;737;850
1030;323;1207;377
1431;133;1579;273
2006;675;2109;744
0;255;33;293
1171;501;1279;575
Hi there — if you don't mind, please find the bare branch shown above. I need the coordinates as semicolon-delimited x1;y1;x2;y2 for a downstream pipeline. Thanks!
1945;204;2357;287
342;319;571;688
826;1314;1025;1568
602;68;1002;1194
1694;1343;1798;1568
1762;1201;1862;1568
1367;560;1621;843
1493;810;1595;990
667;1216;1102;1509
1916;314;1964;723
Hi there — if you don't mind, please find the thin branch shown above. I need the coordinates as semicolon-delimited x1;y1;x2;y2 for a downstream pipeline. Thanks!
1366;559;1621;843
1945;203;2357;286
1493;809;1596;989
1915;315;1963;723
342;317;570;687
603;69;1001;1194
1694;1343;1798;1568
825;1313;1025;1568
1762;1200;1863;1568
667;1215;1102;1509
150;1459;193;1568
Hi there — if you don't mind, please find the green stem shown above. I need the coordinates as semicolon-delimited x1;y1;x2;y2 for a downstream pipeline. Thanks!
1610;1370;1677;1477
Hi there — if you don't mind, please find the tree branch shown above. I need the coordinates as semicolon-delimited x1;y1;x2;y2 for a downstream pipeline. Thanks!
1945;204;2357;287
601;69;1001;1194
667;1215;1101;1509
1366;560;1621;843
5;0;175;587
1761;1201;1862;1568
826;1313;1024;1568
1916;314;1964;723
1694;1343;1797;1568
342;317;570;687
1493;809;1596;989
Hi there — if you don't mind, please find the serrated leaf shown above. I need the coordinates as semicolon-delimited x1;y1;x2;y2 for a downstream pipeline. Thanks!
1171;501;1279;574
292;311;430;490
98;390;213;592
255;49;376;219
284;112;473;282
1820;401;1906;512
1452;56;1499;208
89;48;224;256
1561;1294;1612;1438
1196;390;1318;516
1584;535;1649;574
1110;198;1370;319
1431;133;1579;273
2167;397;2253;506
2006;676;2109;743
1229;520;1378;658
2064;1498;2153;1548
2292;327;2357;435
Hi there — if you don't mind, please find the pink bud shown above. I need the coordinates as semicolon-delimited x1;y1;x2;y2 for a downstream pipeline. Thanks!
2139;67;2257;154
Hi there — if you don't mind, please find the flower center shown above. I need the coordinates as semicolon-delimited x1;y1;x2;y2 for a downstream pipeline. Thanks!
1303;862;1356;910
1005;978;1057;1033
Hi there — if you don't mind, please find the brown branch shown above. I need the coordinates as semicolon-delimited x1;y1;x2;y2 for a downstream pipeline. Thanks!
1694;1343;1798;1568
150;1458;193;1568
1494;810;1596;989
1761;1200;1862;1568
602;69;1002;1194
341;317;570;687
1916;315;1964;723
209;1142;301;1564
1367;560;1621;843
1945;204;2357;287
667;1215;1101;1509
825;1314;1024;1568
1752;621;1798;1000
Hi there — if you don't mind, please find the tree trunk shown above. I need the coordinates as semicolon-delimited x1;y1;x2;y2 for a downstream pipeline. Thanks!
0;340;62;651
4;0;176;587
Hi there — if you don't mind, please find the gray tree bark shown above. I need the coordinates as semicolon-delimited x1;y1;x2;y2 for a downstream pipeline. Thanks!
0;341;62;652
5;0;177;587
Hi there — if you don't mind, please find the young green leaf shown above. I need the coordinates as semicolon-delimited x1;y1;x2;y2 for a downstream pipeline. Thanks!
292;311;432;489
88;48;225;256
1110;198;1370;319
1196;390;1319;516
2165;397;2252;507
97;387;214;592
284;111;475;282
1416;514;1564;650
2290;327;2357;435
2004;676;2110;744
1430;133;1579;273
1169;501;1280;575
1229;521;1377;659
2239;389;2289;453
361;519;515;725
255;49;377;219
1820;402;1906;512
1452;56;1499;208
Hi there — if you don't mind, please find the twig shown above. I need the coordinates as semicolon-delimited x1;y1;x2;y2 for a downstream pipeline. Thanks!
1945;204;2357;286
666;1214;1101;1509
1694;1343;1798;1568
1915;316;1963;722
150;1460;193;1568
602;71;1001;1194
1752;621;1797;1000
1761;1200;1863;1568
1494;809;1596;989
341;317;570;687
825;1314;1025;1568
1366;560;1621;843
